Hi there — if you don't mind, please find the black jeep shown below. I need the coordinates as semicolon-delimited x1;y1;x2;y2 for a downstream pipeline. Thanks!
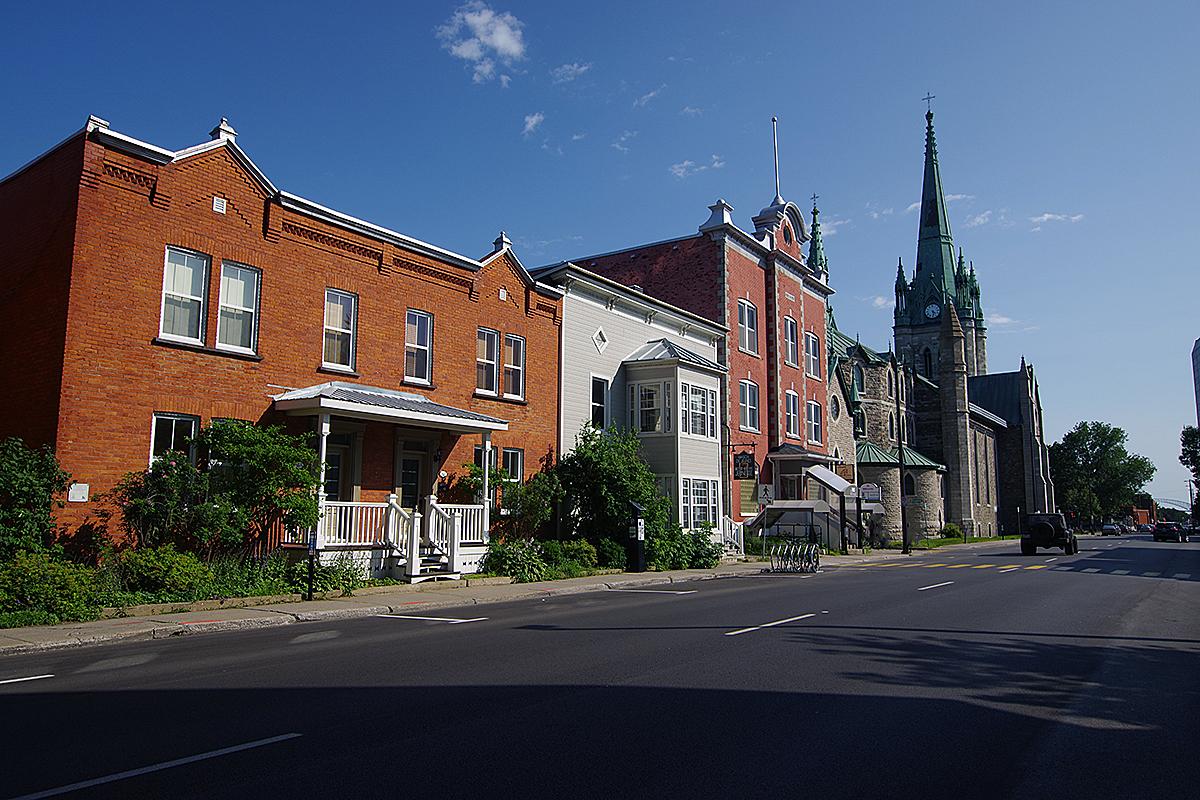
1021;513;1078;555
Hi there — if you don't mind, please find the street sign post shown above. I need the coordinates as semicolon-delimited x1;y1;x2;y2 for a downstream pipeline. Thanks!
306;531;317;601
758;484;774;505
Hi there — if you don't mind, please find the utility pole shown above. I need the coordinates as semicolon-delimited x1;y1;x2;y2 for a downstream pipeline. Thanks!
897;362;911;554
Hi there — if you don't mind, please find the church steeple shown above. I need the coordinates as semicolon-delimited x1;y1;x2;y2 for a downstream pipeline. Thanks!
808;201;828;277
914;109;958;304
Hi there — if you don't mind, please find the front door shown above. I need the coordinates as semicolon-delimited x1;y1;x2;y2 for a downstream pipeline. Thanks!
398;455;423;512
324;444;352;501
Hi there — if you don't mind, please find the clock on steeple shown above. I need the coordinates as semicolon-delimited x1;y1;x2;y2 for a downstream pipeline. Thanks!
924;302;941;319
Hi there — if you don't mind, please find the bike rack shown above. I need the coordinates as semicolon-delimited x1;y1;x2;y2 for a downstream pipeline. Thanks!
763;542;821;574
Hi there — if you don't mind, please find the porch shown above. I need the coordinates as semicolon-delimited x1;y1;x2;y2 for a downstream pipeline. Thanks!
271;381;508;582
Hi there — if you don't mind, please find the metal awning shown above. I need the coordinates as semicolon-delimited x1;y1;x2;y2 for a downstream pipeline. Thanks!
272;382;509;433
807;464;852;495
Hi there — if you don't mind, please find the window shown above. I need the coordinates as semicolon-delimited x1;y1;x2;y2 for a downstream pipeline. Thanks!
904;473;916;495
889;412;896;440
216;262;259;353
737;299;758;354
590;377;608;428
681;383;718;438
681;478;719;528
853;365;864;393
151;413;199;465
785;391;800;438
923;347;933;378
739;380;759;431
476;328;499;393
503;334;525;398
887;369;895;398
160;247;209;344
473;445;499;505
784;317;799;366
405;310;433;384
502;448;524;483
805;332;821;378
831;394;841;421
853;409;866;436
807;401;823;443
323;289;357;369
638;384;662;433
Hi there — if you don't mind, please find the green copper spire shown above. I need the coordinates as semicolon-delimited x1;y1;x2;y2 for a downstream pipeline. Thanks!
913;109;957;306
808;202;828;276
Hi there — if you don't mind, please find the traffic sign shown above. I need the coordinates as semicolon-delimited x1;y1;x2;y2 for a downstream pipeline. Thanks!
758;484;774;505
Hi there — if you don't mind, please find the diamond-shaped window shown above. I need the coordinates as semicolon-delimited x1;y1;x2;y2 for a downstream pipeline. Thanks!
592;328;608;354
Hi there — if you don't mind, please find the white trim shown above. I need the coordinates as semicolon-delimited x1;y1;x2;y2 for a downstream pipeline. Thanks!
589;373;610;429
502;333;526;400
159;246;209;346
476;327;500;395
404;308;434;384
149;412;199;466
322;288;357;370
215;261;260;355
275;396;508;432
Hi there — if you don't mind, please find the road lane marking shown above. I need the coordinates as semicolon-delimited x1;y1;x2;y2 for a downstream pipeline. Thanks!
0;674;54;686
1112;569;1129;575
376;615;488;624
1143;571;1161;577
1173;573;1192;579
916;581;955;591
1045;557;1058;562
971;564;993;569
606;589;697;595
1082;568;1100;573
946;564;971;569
1024;565;1049;570
921;563;948;568
725;613;816;637
9;733;302;800
998;567;1022;573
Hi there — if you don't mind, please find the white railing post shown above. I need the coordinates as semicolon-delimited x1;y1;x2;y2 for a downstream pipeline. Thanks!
448;513;462;573
315;413;330;549
385;493;398;550
406;511;423;579
481;431;491;535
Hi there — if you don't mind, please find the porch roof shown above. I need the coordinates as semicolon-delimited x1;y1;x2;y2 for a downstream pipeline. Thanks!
272;382;509;433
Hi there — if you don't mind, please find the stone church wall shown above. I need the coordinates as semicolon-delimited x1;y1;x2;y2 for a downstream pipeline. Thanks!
859;463;901;543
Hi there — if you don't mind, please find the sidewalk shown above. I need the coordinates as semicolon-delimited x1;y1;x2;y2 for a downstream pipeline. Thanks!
0;549;915;656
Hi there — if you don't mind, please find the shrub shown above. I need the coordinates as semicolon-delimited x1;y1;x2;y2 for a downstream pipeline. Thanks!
596;537;627;570
647;525;723;571
0;438;71;560
685;526;723;569
108;456;240;555
285;552;367;594
0;551;103;624
114;545;215;599
481;539;547;583
940;523;964;539
500;469;564;539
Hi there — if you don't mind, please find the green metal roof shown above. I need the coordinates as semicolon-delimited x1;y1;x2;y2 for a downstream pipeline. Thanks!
856;440;899;465
895;446;946;471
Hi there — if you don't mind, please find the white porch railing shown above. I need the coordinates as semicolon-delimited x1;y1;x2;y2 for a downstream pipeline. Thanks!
718;516;745;554
431;502;488;544
321;501;389;547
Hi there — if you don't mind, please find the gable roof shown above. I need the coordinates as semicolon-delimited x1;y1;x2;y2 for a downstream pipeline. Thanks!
856;440;899;465
968;371;1025;425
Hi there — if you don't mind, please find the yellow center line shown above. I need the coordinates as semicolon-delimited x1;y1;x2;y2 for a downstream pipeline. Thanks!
921;563;948;568
971;564;994;569
945;564;971;569
1024;565;1049;570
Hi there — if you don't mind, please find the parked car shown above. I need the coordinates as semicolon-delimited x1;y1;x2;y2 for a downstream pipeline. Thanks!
1137;524;1154;533
1101;523;1120;536
1022;513;1079;555
1152;522;1188;543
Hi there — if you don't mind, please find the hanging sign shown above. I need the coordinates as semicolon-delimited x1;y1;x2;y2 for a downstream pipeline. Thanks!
859;483;882;502
733;452;758;481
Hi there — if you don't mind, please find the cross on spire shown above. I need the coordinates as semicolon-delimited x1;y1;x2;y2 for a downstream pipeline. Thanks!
922;92;936;113
810;192;820;207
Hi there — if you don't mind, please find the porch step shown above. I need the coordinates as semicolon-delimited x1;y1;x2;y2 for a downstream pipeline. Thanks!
406;570;461;584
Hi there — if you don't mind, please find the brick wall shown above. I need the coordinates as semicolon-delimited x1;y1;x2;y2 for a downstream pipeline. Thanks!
41;135;560;532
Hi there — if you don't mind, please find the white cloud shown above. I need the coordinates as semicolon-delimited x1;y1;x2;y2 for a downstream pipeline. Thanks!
669;154;726;179
571;132;587;141
437;2;526;85
987;311;1040;333
866;204;894;220
905;201;921;214
680;106;703;116
859;295;891;310
522;111;544;136
611;130;637;153
551;62;591;83
1028;211;1084;232
905;194;974;213
633;84;667;108
821;217;851;237
964;210;992;228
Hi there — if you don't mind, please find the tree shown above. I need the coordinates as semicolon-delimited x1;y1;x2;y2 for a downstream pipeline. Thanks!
556;426;673;542
1049;421;1156;522
0;438;71;560
1179;426;1200;484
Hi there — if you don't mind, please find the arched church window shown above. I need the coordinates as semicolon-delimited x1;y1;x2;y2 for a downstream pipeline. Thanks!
853;365;864;393
904;474;916;496
888;412;896;440
922;348;933;378
853;410;865;436
887;370;895;398
831;395;841;420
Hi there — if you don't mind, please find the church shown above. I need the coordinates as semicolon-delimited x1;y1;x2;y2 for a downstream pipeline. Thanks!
826;109;1056;541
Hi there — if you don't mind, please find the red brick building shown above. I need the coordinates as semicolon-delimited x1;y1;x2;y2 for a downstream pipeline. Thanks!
0;116;562;557
560;195;835;522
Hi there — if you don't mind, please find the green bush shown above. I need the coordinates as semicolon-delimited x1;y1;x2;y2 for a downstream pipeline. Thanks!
596;537;627;569
940;523;964;539
647;525;723;571
0;438;71;560
0;551;103;625
115;545;215;599
481;539;547;583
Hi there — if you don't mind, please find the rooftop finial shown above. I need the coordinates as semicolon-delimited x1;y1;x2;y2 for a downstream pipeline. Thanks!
771;116;783;205
209;117;237;142
493;231;512;252
923;92;936;115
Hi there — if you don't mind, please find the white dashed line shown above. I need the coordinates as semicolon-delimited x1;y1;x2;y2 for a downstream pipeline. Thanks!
607;589;698;595
376;615;488;624
916;581;955;591
0;674;54;686
1173;573;1192;579
725;613;816;637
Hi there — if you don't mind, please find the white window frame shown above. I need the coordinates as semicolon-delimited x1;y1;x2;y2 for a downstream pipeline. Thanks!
503;333;526;400
215;261;260;354
322;288;357;371
681;477;720;529
476;328;499;395
404;309;433;385
150;412;199;466
502;447;524;483
681;383;717;440
805;331;822;379
784;317;799;367
590;376;609;429
629;381;671;435
159;246;209;345
807;400;823;444
737;299;759;355
785;390;800;438
739;380;760;432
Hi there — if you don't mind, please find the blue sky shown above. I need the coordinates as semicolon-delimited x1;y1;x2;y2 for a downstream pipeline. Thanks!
3;1;1197;500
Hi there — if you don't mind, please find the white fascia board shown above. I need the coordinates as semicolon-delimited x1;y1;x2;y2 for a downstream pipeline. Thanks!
278;191;483;272
532;280;565;298
969;403;1008;429
274;396;509;433
550;264;727;334
90;127;175;164
479;247;560;300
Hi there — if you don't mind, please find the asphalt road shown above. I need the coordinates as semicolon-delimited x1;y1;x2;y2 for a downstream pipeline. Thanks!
2;534;1197;799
